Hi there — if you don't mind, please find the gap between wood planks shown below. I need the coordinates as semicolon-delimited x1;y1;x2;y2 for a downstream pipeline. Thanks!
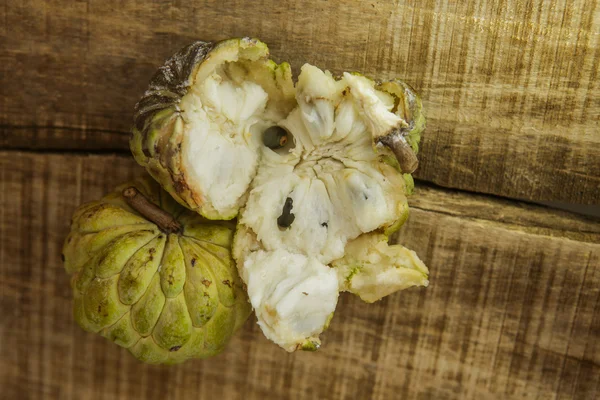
3;111;600;220
2;146;598;240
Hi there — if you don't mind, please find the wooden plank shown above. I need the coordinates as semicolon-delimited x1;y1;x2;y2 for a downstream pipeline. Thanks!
1;151;598;400
1;1;599;203
411;184;600;243
0;125;129;151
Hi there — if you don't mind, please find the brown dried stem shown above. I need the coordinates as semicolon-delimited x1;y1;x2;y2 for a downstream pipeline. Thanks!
381;134;419;173
123;187;182;234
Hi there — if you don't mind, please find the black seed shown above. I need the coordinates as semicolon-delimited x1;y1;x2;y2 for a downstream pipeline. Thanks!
170;345;182;352
321;222;328;228
263;126;289;149
191;258;196;267
61;253;65;262
277;197;295;228
363;193;369;200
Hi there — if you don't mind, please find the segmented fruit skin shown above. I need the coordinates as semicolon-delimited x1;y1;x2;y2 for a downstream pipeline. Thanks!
62;175;251;364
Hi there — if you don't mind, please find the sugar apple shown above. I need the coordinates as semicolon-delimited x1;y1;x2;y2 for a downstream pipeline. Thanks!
62;176;251;363
132;38;429;352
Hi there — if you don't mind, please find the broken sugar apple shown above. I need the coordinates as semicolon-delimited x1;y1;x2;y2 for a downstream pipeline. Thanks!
131;38;429;352
62;175;251;363
131;38;296;220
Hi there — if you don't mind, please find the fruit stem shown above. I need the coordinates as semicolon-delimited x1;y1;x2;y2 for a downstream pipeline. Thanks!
123;187;182;234
381;134;419;173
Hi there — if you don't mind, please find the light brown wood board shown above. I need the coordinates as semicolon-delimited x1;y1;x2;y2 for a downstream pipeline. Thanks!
2;0;600;399
1;152;599;400
1;0;599;203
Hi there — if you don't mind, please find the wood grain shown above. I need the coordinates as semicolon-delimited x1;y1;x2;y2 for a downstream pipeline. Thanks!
1;151;598;400
1;0;599;203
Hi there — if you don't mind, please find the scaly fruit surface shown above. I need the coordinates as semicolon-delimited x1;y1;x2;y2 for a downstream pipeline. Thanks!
63;175;251;364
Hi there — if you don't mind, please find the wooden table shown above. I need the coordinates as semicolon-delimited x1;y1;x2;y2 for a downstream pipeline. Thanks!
1;1;599;399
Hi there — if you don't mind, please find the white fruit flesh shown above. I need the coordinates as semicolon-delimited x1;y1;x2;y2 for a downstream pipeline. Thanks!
234;65;420;350
243;67;408;263
179;65;276;217
180;75;268;215
242;249;338;351
176;41;295;219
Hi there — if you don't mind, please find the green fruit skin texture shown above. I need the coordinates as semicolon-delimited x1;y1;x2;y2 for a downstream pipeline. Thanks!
62;176;252;364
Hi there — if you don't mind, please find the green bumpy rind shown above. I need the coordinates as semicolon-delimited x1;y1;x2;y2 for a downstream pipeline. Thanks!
62;175;252;364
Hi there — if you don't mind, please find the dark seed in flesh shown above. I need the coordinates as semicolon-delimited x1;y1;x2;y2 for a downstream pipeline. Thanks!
277;197;295;228
263;126;289;149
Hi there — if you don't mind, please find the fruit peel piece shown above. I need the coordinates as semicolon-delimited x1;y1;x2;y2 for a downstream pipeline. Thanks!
332;233;429;303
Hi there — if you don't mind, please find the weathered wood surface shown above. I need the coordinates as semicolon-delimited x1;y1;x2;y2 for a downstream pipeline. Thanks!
1;0;599;203
1;152;598;400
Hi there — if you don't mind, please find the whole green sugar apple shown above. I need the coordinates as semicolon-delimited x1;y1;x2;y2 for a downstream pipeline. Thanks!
132;38;429;352
63;175;251;363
